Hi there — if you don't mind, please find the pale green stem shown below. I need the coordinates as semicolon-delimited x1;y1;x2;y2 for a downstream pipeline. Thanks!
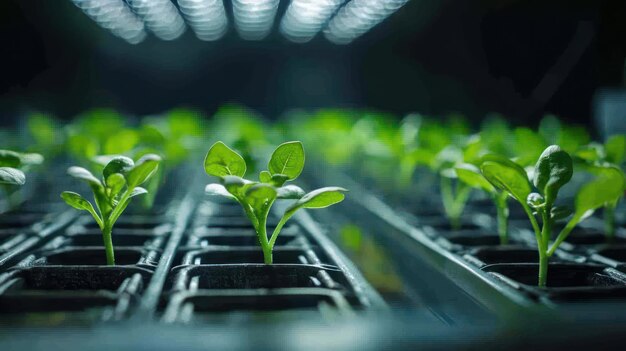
102;223;115;266
269;210;296;250
547;216;580;257
605;202;617;241
494;193;509;245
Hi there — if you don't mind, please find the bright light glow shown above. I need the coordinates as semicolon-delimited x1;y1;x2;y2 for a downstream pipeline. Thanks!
71;0;147;44
125;0;186;41
177;0;228;41
324;0;410;44
232;0;280;40
280;0;345;43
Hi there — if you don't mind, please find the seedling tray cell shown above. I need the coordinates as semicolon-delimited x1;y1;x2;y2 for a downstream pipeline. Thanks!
172;265;345;291
180;247;331;266
163;288;352;324
15;247;158;268
483;264;626;301
590;246;626;268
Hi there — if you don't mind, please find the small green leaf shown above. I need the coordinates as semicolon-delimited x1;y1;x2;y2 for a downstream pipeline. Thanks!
61;191;95;212
245;183;277;216
533;145;573;203
527;192;545;209
19;153;44;166
605;135;625;165
268;141;305;181
67;166;102;187
270;174;289;187
126;154;161;188
106;173;126;196
222;175;255;199
129;187;148;198
276;185;305;199
287;187;347;211
0;150;21;168
204;142;246;178
103;156;134;180
455;163;495;193
104;129;139;155
205;183;236;199
0;167;25;185
480;154;532;204
574;165;625;219
259;170;272;183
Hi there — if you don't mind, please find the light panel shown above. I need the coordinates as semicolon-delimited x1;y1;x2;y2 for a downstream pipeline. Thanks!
125;0;186;41
324;0;410;44
177;0;228;41
280;0;345;43
71;0;147;44
232;0;280;41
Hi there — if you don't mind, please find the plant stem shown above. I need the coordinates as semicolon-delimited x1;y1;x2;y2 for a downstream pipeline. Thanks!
494;194;509;245
605;203;616;242
102;223;115;265
256;213;272;265
538;250;548;287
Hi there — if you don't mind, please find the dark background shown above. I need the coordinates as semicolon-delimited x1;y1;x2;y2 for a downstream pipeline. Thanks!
1;0;625;125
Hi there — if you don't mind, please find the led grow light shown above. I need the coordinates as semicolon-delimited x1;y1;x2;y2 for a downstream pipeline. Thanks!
232;0;280;40
324;0;410;44
125;0;186;41
177;0;228;41
280;0;345;43
71;0;147;44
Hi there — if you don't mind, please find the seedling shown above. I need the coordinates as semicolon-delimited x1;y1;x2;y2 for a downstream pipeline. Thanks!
61;154;161;265
574;134;626;239
204;141;347;264
455;160;510;244
0;150;44;210
480;145;619;287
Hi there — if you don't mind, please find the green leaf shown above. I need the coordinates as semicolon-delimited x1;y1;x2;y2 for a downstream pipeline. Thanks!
533;145;573;204
0;167;25;185
61;191;95;212
67;166;102;187
106;173;126;197
268;141;305;181
245;183;277;217
204;142;246;178
527;192;545;209
455;163;495;193
605;135;626;165
259;170;272;183
276;185;305;199
104;129;139;155
574;165;625;219
270;174;289;187
129;187;148;198
287;187;347;211
126;154;161;188
205;183;236;199
0;150;21;168
222;175;255;199
19;153;44;166
480;155;532;203
103;156;134;180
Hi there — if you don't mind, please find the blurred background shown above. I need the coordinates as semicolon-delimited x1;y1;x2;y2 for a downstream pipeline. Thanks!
1;0;625;125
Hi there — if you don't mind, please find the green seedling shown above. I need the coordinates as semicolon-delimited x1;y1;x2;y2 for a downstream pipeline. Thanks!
574;134;626;239
456;160;510;244
0;150;44;210
204;141;347;264
61;154;161;265
481;145;594;287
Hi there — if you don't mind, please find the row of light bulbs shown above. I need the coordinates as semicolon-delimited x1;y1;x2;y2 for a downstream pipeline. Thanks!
71;0;410;45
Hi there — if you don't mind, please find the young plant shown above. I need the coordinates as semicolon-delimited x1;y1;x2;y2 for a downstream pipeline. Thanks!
455;160;510;244
204;141;347;264
61;154;161;265
481;145;579;287
0;150;44;210
574;134;626;239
